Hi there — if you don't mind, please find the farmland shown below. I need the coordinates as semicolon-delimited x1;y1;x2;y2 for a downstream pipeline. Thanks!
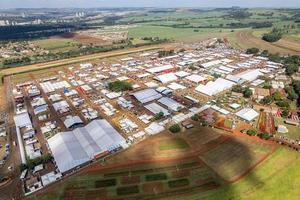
32;124;276;200
32;38;80;53
168;147;300;200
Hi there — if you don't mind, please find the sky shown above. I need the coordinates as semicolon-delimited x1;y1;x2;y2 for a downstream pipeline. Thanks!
0;0;300;9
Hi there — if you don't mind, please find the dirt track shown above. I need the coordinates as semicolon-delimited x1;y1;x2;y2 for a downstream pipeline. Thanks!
235;31;300;55
0;44;175;76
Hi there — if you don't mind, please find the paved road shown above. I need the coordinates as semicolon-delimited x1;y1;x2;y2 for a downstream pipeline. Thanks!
0;76;23;200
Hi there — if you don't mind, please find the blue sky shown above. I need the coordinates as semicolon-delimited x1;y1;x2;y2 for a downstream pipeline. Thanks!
0;0;300;8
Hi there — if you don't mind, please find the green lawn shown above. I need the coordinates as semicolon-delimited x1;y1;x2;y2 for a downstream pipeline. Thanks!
275;117;300;140
126;25;233;42
33;38;79;53
166;147;300;200
159;138;190;151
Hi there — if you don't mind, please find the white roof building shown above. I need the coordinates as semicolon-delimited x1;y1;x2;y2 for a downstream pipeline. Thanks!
47;119;127;173
195;78;235;96
154;73;178;83
235;108;259;122
144;102;170;116
132;89;162;104
185;74;206;84
201;60;222;68
236;69;263;82
158;97;184;112
146;65;175;74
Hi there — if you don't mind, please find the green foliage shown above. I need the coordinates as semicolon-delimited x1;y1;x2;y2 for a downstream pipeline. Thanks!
260;96;273;105
145;173;168;181
228;10;252;19
273;91;283;101
258;132;271;140
108;81;133;92
169;124;181;133
117;185;139;195
282;108;290;118
246;129;257;136
232;85;244;93
262;28;283;43
154;111;164;120
232;85;252;98
243;87;253;98
285;86;298;101
246;47;259;55
276;100;290;109
20;154;53;171
286;64;299;76
191;114;199;121
168;178;190;188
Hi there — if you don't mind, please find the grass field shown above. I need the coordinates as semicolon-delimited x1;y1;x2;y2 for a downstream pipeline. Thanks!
167;147;300;200
36;159;220;200
200;137;273;181
159;138;190;151
275;117;300;141
33;38;79;53
127;25;234;42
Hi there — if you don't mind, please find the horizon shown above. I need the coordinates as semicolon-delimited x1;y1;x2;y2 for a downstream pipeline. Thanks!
1;0;300;9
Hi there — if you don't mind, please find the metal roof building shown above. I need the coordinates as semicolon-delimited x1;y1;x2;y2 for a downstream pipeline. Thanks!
132;89;162;104
47;119;127;174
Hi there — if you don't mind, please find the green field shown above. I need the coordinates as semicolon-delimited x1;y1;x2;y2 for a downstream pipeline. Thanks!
275;117;300;140
167;147;300;200
33;38;79;53
37;159;219;200
126;25;234;42
159;138;190;151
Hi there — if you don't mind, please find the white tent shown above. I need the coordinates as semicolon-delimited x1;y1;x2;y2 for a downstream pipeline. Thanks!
47;119;127;173
235;108;259;122
132;89;162;104
195;78;235;96
154;73;178;83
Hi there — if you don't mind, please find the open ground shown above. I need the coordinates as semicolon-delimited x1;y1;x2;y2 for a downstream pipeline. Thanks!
30;124;277;200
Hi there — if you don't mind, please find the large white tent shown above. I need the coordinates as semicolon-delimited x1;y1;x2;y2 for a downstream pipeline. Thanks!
235;108;259;122
132;89;162;104
154;73;178;83
47;119;127;173
195;78;235;96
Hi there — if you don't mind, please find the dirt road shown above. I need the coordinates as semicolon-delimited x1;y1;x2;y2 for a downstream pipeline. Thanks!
235;31;300;55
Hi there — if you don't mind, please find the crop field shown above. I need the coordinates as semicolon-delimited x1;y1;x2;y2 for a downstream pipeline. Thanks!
33;124;277;200
258;112;275;135
200;137;274;182
169;147;300;200
37;159;221;200
33;38;80;53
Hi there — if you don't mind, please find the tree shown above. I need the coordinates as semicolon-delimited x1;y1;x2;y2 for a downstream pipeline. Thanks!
169;124;181;133
246;129;257;136
282;108;290;118
276;100;290;109
243;87;253;98
246;47;259;55
154;112;164;120
191;114;199;121
258;132;271;140
273;91;283;101
285;86;298;101
260;96;273;105
108;81;133;92
232;85;243;93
